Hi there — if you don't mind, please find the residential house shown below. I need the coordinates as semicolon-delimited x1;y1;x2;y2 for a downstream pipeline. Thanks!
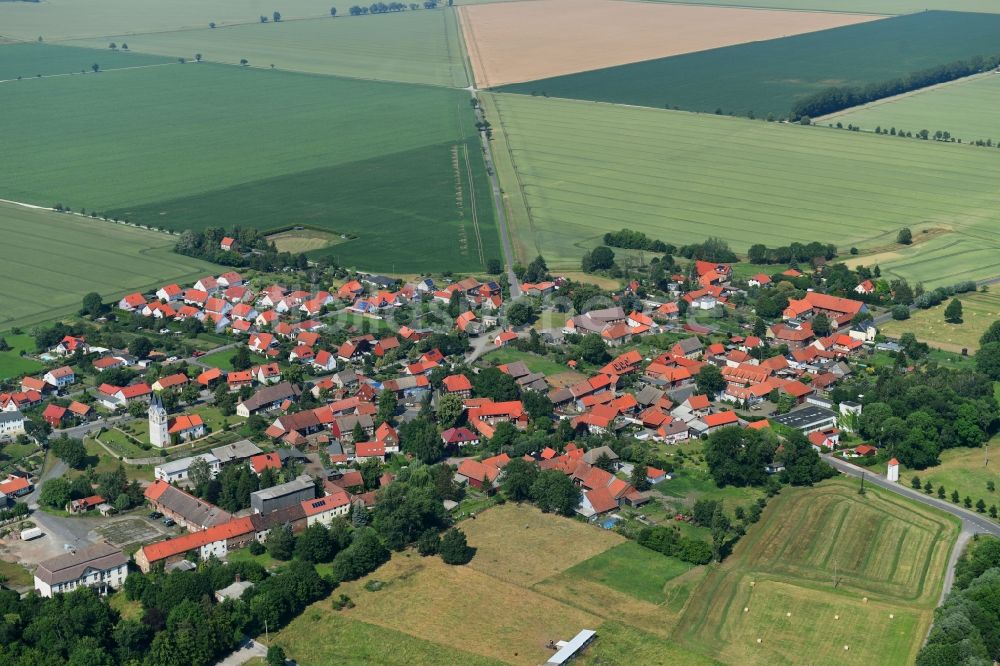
144;480;233;531
43;366;75;388
154;453;221;484
236;382;301;417
34;543;129;598
135;517;255;573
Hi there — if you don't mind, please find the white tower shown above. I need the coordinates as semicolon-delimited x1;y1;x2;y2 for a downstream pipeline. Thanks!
886;458;899;483
149;393;169;448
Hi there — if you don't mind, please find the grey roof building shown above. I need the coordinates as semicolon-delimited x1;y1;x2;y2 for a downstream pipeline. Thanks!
250;474;315;515
212;439;263;465
772;405;838;434
34;542;129;597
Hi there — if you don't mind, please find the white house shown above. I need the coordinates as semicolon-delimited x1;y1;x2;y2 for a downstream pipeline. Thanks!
0;411;26;439
154;453;221;484
44;366;76;388
300;491;352;527
34;543;129;598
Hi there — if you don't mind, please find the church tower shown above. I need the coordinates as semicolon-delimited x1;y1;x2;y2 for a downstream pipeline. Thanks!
149;393;169;448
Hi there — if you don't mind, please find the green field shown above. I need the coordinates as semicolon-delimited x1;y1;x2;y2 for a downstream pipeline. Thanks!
826;73;1000;142
560;541;693;604
639;0;1000;13
880;288;1000;352
858;234;1000;288
674;479;958;665
0;203;215;330
495;11;1000;118
488;93;1000;279
67;10;468;87
0;332;44;380
0;0;341;41
901;443;1000;514
0;42;171;80
0;64;498;273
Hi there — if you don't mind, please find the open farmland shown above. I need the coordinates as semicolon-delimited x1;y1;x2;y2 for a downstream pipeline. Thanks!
0;42;170;80
825;73;1000;143
0;0;340;41
880;288;1000;353
496;11;1000;118
487;93;1000;279
642;0;1000;13
901;444;1000;516
0;63;498;273
67;10;468;87
674;479;958;665
0;202;215;330
458;0;876;87
851;234;1000;288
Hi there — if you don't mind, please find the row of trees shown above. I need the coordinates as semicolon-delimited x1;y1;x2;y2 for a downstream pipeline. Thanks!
746;241;837;265
792;54;1000;120
174;227;313;271
602;229;673;253
348;1;440;14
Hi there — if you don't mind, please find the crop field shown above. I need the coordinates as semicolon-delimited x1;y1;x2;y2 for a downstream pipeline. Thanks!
558;541;693;604
0;0;341;41
68;10;468;87
674;479;958;665
266;228;344;254
458;0;875;87
0;42;170;80
0;203;215;330
0;63;498;273
487;93;1000;278
903;444;999;514
880;288;1000;352
853;233;1000;288
825;73;1000;142
496;11;1000;118
641;0;1000;13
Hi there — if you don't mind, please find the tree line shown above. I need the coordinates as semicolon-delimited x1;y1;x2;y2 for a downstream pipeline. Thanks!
747;241;836;265
603;229;674;253
174;227;316;272
792;54;1000;120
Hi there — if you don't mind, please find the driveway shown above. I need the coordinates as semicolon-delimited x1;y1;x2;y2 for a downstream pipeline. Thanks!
214;639;266;666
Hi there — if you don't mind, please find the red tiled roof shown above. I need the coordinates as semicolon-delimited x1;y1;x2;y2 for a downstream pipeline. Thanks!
139;517;254;564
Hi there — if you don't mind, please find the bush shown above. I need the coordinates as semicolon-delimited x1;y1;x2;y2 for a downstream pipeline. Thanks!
439;528;474;565
891;305;910;321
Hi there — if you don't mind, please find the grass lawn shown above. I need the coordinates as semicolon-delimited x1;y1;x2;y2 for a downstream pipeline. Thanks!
674;478;959;665
267;228;345;254
68;9;469;87
97;427;155;459
487;93;1000;280
81;438;154;482
880;289;1000;353
0;203;216;331
107;591;143;620
0;559;34;587
196;349;241;371
327;312;392;334
0;63;497;274
480;347;571;377
560;541;692;604
826;73;1000;142
225;548;284;572
496;11;1000;118
190;405;232;432
461;502;623;587
903;444;999;516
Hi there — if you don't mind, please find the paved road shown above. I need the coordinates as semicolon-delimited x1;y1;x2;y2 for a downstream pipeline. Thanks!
214;639;266;666
471;98;520;299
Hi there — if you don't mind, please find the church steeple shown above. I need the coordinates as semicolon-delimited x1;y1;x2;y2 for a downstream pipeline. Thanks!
149;392;169;448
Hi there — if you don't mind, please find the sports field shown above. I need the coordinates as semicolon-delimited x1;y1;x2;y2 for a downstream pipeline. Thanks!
0;0;339;41
459;0;875;87
825;73;1000;143
0;42;170;80
674;479;959;665
495;11;1000;118
487;93;1000;279
0;202;215;330
880;288;1000;353
640;0;1000;13
68;10;469;87
0;63;498;273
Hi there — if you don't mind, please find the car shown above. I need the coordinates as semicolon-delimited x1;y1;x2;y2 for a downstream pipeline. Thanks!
192;350;206;358
162;517;175;527
149;511;162;520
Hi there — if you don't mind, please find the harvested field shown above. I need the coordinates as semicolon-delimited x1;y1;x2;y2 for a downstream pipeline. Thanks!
496;11;1000;118
880;288;1000;353
674;479;959;665
826;73;1000;144
267;228;344;254
461;502;623;586
460;0;878;87
487;92;1000;283
642;0;1000;13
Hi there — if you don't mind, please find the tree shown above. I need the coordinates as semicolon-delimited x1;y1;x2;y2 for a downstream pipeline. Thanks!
891;305;911;320
81;292;103;317
473;367;519;401
501;458;538;501
577;334;608;365
273;10;282;21
416;529;440;555
951;490;960;503
811;313;832;336
131;336;153;359
40;477;71;508
975;498;986;513
963;496;973;509
695;364;726;396
583;246;615;272
521;390;553;421
630;464;651;492
530;469;580;516
938;485;946;499
195;53;202;62
91;63;100;72
485;258;502;274
976;341;1000;380
704;427;776;487
924;480;933;494
911;475;922;489
266;645;287;666
506;301;536;327
330;7;338;16
439;528;474;565
50;436;88;469
231;345;252;370
377;389;398;425
373;482;446;550
944;298;963;323
897;227;913;245
295;524;336;563
437;393;464;430
188;456;212;492
777;432;835;486
266;524;295;560
240;58;249;66
331;527;389;581
399;418;443;463
979;320;1000;346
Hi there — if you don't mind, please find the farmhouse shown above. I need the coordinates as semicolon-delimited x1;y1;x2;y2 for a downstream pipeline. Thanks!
135;517;255;573
144;480;232;531
237;382;301;417
34;542;129;598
